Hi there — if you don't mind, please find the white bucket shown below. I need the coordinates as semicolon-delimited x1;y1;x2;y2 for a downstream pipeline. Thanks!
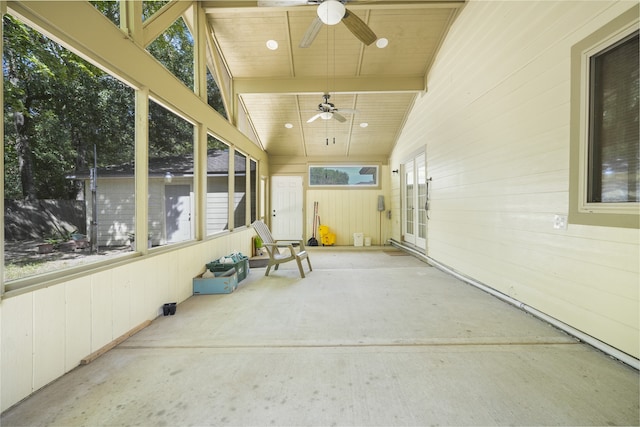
364;237;371;247
353;233;364;247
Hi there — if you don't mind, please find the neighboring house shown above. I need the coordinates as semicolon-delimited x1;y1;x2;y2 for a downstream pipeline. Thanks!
68;149;251;247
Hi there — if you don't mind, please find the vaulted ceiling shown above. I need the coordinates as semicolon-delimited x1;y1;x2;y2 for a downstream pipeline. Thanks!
202;0;464;161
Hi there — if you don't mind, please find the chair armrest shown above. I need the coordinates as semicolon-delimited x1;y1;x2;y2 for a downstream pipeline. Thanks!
273;239;306;255
274;239;306;250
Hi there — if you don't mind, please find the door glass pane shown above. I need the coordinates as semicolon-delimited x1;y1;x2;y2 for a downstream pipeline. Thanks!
405;167;414;236
417;158;427;239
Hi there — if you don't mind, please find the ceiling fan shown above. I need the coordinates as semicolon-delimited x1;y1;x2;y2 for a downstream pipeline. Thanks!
306;94;357;123
257;0;377;48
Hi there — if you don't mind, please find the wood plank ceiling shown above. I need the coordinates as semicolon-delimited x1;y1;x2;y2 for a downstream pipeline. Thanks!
202;0;464;161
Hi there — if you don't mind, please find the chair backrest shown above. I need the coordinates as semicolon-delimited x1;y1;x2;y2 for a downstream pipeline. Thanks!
252;220;275;245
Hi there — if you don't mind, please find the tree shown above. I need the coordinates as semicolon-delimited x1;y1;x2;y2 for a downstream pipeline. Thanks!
310;168;349;185
3;15;64;200
4;14;135;200
4;4;226;200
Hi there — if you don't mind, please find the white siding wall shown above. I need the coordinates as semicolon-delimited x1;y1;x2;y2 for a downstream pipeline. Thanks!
390;0;639;358
206;177;229;234
90;178;135;246
0;229;254;412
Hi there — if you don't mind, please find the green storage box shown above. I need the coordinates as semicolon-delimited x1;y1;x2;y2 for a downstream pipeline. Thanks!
207;256;249;282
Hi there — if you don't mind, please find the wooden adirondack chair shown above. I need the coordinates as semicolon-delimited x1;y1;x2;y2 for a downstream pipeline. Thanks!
251;220;312;278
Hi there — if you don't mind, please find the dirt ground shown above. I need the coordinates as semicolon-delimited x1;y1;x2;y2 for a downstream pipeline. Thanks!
4;240;132;281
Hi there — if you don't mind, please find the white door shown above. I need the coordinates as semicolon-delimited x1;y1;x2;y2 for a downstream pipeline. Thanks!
402;153;427;250
271;175;303;240
165;184;192;243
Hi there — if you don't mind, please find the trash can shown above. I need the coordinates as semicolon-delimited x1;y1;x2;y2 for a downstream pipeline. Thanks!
353;232;364;247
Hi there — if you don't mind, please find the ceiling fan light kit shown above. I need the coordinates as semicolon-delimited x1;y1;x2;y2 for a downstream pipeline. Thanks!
260;0;377;48
317;0;345;25
306;94;357;123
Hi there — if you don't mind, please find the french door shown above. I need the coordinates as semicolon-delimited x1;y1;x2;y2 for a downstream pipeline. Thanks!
403;153;427;250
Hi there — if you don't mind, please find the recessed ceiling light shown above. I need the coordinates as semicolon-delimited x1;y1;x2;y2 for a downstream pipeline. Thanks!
376;38;389;49
360;122;369;128
266;40;279;50
284;123;293;129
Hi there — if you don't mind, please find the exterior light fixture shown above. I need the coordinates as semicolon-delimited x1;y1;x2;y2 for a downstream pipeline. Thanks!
266;40;279;50
360;122;369;128
285;123;293;128
317;0;345;25
376;38;389;48
164;172;173;183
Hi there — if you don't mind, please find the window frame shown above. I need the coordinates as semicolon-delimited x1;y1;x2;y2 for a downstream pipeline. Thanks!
569;5;639;229
308;164;380;188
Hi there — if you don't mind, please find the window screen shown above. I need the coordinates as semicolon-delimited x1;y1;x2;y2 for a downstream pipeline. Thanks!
588;30;639;203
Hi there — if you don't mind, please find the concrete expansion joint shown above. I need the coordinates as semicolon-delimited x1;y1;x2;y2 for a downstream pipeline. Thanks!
116;340;582;351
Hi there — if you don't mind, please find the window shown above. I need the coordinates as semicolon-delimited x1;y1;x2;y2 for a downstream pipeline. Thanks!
569;6;639;228
148;99;194;246
233;150;247;228
250;159;258;224
3;15;136;282
588;31;638;203
309;165;379;187
206;135;230;235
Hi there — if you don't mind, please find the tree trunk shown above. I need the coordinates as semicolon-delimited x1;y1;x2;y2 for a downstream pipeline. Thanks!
73;128;88;200
14;111;37;201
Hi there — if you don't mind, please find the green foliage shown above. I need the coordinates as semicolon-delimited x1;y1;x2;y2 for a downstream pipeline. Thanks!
3;7;226;200
147;17;194;90
89;1;120;25
310;168;350;185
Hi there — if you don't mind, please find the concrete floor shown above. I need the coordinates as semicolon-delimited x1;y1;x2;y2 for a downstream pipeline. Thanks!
2;248;639;426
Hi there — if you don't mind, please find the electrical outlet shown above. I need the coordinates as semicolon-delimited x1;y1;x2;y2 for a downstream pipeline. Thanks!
553;214;567;230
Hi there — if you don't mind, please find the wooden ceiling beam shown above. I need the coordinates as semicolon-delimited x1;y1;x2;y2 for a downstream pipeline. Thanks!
233;76;425;95
201;1;465;13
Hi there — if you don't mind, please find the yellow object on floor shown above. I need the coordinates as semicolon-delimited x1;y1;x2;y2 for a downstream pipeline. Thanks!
318;224;336;246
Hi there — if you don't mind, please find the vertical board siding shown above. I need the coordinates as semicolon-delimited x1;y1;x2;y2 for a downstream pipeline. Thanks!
33;286;66;390
0;295;33;411
64;277;92;370
390;0;639;357
308;189;386;246
0;229;255;412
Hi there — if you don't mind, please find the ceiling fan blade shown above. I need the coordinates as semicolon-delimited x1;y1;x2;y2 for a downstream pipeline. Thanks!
342;9;377;46
332;112;347;123
307;113;323;123
299;17;323;48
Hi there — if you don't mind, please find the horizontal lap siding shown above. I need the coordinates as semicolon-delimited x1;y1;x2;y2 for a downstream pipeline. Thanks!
391;0;639;357
94;179;135;246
